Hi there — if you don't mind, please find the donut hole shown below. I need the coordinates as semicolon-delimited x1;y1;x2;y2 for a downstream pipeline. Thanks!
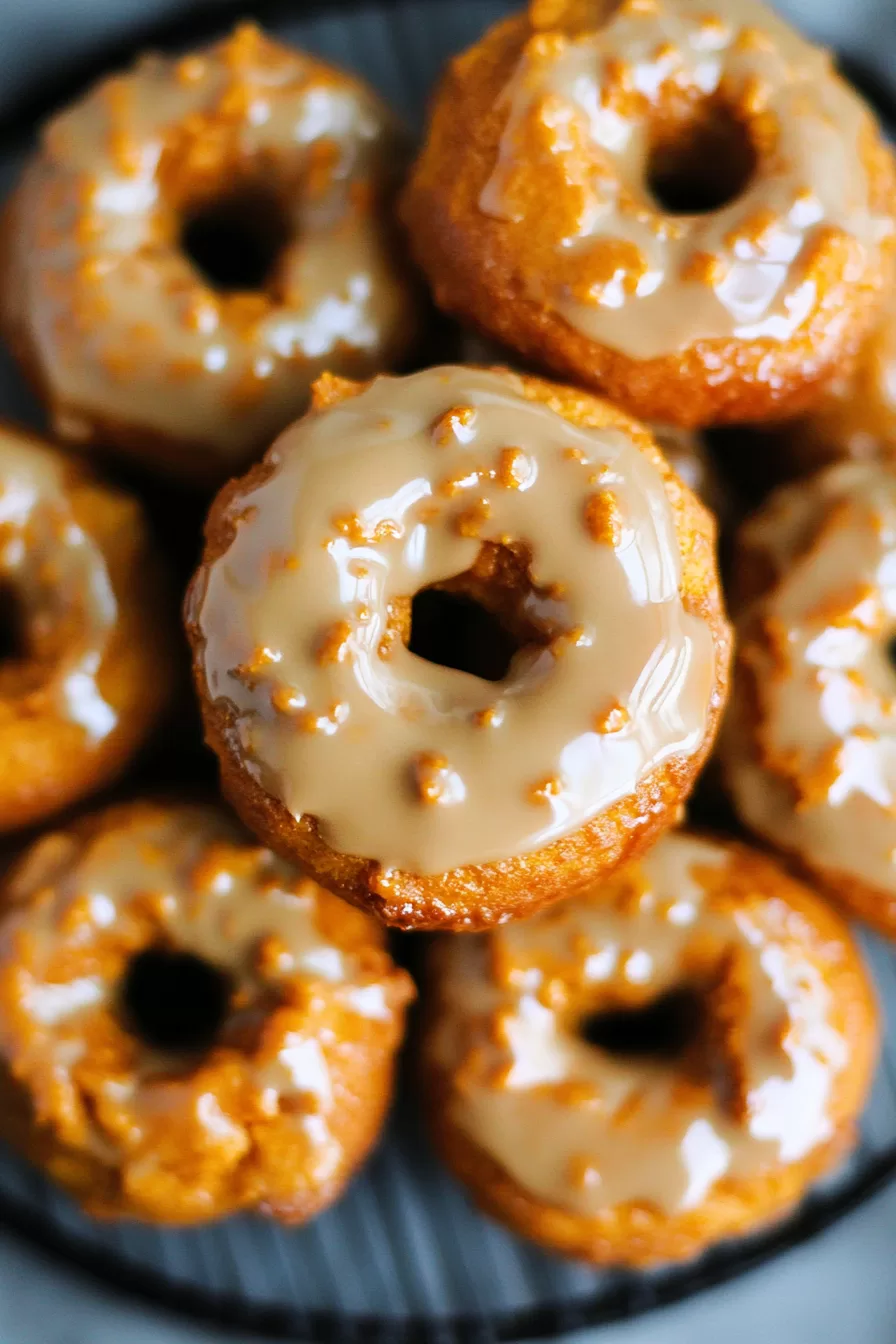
181;184;291;292
408;589;521;682
0;586;25;664
581;988;702;1060
647;102;757;216
407;542;563;683
120;948;232;1055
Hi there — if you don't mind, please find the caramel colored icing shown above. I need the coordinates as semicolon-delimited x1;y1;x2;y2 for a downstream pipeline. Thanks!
5;24;415;464
795;288;896;465
0;801;412;1221
480;0;893;358
0;426;117;739
430;831;853;1216
727;462;896;899
192;366;718;875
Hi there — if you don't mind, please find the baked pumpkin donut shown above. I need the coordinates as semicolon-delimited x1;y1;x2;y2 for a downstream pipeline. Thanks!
0;800;414;1224
401;0;896;427
722;461;896;938
186;365;730;930
0;24;420;488
424;830;877;1266
456;339;728;519
779;288;896;477
0;423;174;832
651;424;727;524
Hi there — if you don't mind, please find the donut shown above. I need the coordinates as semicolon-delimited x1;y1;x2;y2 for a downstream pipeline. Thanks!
457;335;729;516
0;800;414;1224
0;24;420;488
651;424;727;524
0;423;174;832
777;288;896;478
423;829;877;1266
185;364;731;930
722;460;896;938
400;0;896;428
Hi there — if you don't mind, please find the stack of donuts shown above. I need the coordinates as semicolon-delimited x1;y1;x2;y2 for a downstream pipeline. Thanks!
0;0;892;1271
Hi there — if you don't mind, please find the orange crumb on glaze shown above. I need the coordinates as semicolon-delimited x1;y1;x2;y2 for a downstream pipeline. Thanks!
331;513;404;546
411;752;465;806
315;620;354;666
432;405;478;445
495;446;530;488
594;701;629;733
454;498;493;538
0;803;414;1224
528;774;563;804
583;490;624;544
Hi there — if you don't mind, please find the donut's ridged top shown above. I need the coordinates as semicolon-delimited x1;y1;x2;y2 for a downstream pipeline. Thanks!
2;24;415;467
0;801;412;1221
0;425;118;740
190;365;720;875
429;831;869;1216
727;462;896;900
417;0;895;358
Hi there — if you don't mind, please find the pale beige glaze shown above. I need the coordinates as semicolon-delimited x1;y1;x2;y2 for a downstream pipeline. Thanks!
192;366;718;875
3;25;416;468
458;336;726;513
481;0;894;358
0;802;409;1195
430;831;856;1216
726;462;896;901
0;426;117;739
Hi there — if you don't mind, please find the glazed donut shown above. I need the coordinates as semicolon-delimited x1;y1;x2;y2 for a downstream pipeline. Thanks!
424;830;877;1266
722;461;896;938
778;288;896;477
186;365;730;930
457;335;728;516
0;24;420;488
401;0;896;427
651;424;727;524
0;800;414;1224
0;423;174;832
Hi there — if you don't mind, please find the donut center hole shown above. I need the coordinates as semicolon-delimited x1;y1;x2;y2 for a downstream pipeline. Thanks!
647;103;757;215
120;949;232;1055
581;988;702;1060
0;586;25;663
408;588;524;682
181;186;291;292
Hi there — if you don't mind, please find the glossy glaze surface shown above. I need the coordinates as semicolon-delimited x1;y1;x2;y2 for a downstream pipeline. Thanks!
3;24;416;467
0;425;117;741
430;831;858;1216
0;801;413;1222
727;462;896;900
192;366;717;874
479;0;893;358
